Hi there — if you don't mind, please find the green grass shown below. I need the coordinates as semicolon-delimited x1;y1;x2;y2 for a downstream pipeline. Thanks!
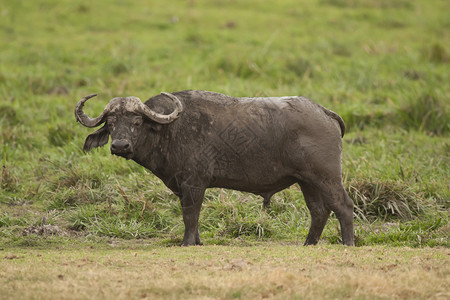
0;0;449;249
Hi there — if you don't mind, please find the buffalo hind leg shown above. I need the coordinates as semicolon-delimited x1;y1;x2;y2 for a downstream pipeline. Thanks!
327;187;354;246
300;183;331;245
300;181;354;246
179;183;205;246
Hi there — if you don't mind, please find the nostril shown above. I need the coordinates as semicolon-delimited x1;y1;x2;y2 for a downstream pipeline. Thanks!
111;139;131;153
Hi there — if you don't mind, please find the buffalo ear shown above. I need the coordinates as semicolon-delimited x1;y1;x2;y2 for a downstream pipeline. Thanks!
83;126;109;152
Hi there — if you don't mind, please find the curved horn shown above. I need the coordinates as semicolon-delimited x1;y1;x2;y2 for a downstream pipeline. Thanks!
139;92;183;124
74;94;108;128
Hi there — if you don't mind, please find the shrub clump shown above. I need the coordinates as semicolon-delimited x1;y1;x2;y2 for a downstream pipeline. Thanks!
346;178;436;221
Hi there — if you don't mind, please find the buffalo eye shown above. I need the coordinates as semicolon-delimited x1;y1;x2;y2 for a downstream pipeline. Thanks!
132;116;143;127
106;117;116;130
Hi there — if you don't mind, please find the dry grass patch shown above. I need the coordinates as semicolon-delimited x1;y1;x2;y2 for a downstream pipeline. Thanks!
0;244;448;299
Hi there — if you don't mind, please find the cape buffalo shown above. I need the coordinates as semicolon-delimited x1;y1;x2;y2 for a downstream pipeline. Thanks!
75;90;354;246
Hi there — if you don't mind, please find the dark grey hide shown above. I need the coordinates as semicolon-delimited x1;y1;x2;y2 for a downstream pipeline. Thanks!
75;90;354;246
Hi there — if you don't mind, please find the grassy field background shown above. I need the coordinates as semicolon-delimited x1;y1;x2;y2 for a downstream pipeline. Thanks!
0;0;449;298
1;244;448;299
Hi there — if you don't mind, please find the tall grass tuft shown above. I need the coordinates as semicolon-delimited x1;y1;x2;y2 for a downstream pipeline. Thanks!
0;105;20;126
0;212;29;227
347;178;435;221
285;57;314;79
339;105;391;131
320;0;413;9
425;43;449;63
1;163;17;193
47;123;75;147
396;92;449;135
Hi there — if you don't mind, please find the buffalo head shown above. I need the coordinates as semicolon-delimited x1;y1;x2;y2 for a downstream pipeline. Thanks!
74;93;183;159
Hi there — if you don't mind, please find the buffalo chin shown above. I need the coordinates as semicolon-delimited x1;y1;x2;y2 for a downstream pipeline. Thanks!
111;152;133;160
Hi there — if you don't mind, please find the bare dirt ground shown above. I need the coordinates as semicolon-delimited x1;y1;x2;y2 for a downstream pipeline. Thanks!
1;244;448;299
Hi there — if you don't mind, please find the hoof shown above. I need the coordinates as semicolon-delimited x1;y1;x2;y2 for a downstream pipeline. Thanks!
180;240;203;247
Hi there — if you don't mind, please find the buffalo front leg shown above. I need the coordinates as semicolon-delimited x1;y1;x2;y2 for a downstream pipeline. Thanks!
179;184;205;246
262;192;274;210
